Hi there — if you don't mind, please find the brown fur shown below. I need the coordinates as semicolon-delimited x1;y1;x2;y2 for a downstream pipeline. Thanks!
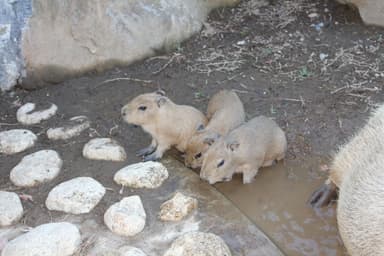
200;116;287;184
121;91;207;161
185;90;245;168
330;105;384;255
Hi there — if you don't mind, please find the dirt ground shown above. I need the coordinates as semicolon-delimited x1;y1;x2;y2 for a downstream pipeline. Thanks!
1;0;384;255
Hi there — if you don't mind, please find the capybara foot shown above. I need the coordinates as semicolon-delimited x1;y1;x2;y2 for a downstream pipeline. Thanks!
143;152;160;162
136;146;156;157
308;182;337;208
262;159;275;167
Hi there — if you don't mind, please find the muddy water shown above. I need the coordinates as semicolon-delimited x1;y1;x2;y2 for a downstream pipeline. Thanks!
214;157;348;256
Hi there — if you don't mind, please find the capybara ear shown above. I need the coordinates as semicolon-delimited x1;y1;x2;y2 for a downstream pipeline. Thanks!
203;132;221;146
155;89;166;96
227;140;240;151
197;124;205;131
203;137;215;146
156;96;167;107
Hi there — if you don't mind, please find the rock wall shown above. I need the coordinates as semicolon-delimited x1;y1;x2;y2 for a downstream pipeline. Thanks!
0;0;238;91
0;0;32;91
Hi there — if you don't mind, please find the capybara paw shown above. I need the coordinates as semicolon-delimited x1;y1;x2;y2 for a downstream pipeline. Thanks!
136;146;156;157
143;152;160;162
242;176;254;184
308;183;337;208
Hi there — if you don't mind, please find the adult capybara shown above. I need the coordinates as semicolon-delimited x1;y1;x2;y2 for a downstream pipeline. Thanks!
309;104;384;256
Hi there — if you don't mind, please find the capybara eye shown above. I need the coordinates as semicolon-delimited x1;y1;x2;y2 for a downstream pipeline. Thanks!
195;152;202;159
138;106;147;111
217;160;225;168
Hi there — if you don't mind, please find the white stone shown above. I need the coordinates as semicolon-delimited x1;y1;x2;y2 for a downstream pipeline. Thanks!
114;161;168;189
83;138;126;161
118;246;147;256
92;245;147;256
163;232;231;256
319;53;328;61
10;150;62;187
159;192;198;222
16;102;57;125
46;177;106;214
308;13;319;18
0;129;37;154
1;222;81;256
46;116;90;140
0;191;23;227
104;196;146;237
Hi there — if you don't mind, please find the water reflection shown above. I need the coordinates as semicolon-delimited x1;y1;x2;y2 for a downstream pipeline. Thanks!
214;157;348;256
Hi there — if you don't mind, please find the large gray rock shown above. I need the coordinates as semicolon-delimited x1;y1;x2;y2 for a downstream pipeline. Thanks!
337;0;384;27
0;191;23;227
0;0;32;91
1;222;81;256
0;0;238;90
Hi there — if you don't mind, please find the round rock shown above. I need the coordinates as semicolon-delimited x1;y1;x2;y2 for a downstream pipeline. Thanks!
10;150;63;187
1;222;81;256
164;232;231;256
114;161;168;189
160;192;198;222
16;102;57;125
118;246;147;256
104;195;146;237
83;138;126;161
46;177;106;214
0;191;23;227
46;116;90;140
0;129;37;154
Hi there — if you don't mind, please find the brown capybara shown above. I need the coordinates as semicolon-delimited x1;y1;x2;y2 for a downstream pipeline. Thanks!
185;90;245;169
200;116;287;184
309;104;384;256
121;91;207;161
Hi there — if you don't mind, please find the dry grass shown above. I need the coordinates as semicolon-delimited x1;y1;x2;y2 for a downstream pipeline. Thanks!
187;46;256;75
237;0;315;28
188;0;383;107
73;235;97;256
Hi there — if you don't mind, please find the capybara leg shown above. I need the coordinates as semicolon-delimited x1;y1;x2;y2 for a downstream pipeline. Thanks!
142;143;169;162
308;179;338;208
137;146;156;157
276;152;285;161
137;139;157;157
242;168;259;184
143;152;160;162
262;159;274;167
